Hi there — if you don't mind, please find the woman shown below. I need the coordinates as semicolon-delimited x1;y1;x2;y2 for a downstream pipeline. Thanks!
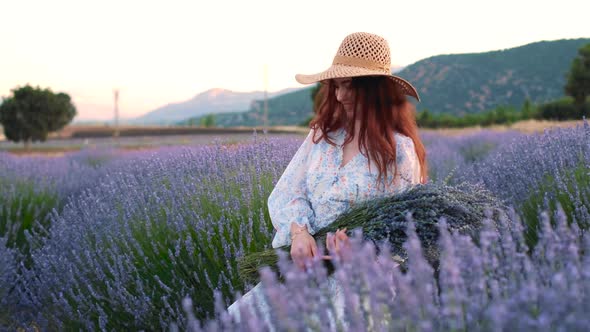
227;32;427;326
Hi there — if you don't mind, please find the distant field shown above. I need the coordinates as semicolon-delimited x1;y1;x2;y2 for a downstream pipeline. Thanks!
45;124;309;138
420;119;586;136
0;125;307;155
0;124;306;141
0;120;585;156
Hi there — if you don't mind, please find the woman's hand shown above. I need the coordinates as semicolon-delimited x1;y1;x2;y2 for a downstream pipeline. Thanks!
325;228;351;261
290;223;318;270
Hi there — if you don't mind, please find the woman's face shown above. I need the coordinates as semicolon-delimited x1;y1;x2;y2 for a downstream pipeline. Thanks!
333;78;355;116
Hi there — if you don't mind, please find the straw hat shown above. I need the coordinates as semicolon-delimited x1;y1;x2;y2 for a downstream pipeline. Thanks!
295;32;420;101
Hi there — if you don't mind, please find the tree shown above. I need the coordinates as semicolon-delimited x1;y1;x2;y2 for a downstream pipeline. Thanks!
0;84;76;149
200;114;216;128
417;109;433;127
521;98;534;119
565;43;590;108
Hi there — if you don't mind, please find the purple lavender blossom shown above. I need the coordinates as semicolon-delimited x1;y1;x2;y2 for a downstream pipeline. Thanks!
1;124;590;331
189;203;590;331
456;122;589;205
17;138;301;330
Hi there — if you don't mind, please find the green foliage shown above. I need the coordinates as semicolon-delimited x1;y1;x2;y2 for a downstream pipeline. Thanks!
104;170;274;324
522;98;534;119
32;168;277;329
565;43;590;107
0;179;60;265
187;118;198;127
535;97;590;121
199;114;216;127
0;85;76;147
520;162;590;248
416;95;590;128
417;103;531;128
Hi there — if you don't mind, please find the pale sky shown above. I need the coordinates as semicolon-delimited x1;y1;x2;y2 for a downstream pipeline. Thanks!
1;0;589;121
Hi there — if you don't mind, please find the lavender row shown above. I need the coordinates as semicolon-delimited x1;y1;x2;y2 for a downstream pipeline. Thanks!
0;125;588;330
454;122;590;245
192;207;590;331
422;130;524;183
455;122;590;204
13;138;301;330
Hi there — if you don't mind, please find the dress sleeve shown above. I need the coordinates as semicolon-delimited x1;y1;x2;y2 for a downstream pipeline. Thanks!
268;129;316;248
390;135;422;193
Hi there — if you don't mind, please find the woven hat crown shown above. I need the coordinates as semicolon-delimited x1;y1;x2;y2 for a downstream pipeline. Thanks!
334;32;391;73
295;32;420;101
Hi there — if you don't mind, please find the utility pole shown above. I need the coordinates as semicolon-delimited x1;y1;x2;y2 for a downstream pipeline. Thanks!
113;89;120;137
263;64;268;134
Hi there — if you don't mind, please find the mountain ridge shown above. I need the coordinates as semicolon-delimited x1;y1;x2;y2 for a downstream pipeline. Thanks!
182;38;589;127
133;87;302;124
152;37;590;126
395;38;590;114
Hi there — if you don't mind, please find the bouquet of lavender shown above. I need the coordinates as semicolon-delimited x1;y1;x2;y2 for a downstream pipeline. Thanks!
238;183;505;284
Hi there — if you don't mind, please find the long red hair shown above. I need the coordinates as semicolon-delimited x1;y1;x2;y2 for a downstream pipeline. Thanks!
309;76;428;186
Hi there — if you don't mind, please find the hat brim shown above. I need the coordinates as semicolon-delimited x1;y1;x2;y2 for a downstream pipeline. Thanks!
295;64;420;102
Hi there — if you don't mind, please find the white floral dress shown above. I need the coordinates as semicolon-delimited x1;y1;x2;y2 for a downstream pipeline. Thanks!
227;127;422;327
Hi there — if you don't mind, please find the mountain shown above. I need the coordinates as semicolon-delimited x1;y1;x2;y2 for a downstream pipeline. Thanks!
180;87;316;127
181;38;590;127
134;87;300;124
399;38;590;115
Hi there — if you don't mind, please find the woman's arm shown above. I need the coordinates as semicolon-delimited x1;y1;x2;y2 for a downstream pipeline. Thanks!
268;129;317;249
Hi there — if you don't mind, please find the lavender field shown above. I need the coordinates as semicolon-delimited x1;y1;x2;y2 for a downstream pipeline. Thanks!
1;123;589;331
